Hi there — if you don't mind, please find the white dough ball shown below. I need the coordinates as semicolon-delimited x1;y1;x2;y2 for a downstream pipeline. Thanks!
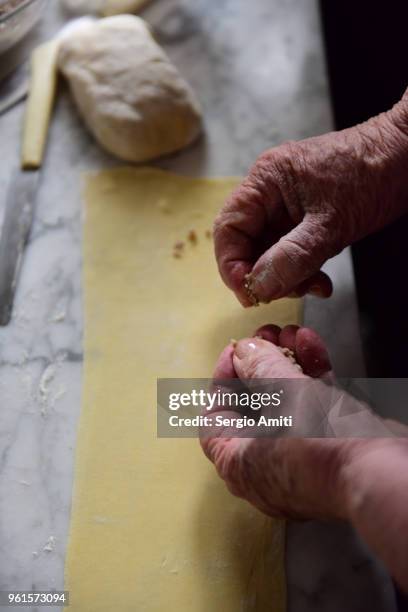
58;15;202;162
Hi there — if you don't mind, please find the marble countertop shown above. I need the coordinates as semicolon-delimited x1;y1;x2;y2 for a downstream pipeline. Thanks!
0;1;396;611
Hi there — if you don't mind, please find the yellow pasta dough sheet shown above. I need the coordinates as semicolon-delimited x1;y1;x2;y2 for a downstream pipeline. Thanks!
65;167;303;611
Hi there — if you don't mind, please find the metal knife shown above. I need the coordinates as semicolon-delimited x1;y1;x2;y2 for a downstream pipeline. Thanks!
0;170;39;324
0;80;28;117
0;38;59;325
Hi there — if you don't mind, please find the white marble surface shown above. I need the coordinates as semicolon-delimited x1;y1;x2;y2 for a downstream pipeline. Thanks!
0;1;395;611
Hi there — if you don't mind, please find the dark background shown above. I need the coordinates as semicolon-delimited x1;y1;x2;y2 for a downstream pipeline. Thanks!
319;0;408;378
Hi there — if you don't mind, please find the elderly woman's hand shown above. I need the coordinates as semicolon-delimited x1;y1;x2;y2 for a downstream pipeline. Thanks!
200;325;408;592
214;90;408;305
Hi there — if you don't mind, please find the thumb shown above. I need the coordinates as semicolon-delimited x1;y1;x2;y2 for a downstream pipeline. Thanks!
233;338;305;380
247;215;336;303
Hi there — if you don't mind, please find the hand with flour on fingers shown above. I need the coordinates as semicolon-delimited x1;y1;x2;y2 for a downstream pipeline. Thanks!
214;90;408;306
200;325;408;593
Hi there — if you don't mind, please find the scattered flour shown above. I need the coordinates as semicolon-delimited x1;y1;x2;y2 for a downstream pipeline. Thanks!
51;386;67;408
43;536;56;553
38;364;57;416
50;309;67;323
18;480;31;487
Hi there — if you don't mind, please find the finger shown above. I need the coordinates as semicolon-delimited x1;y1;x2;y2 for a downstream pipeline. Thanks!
248;216;333;302
306;270;333;298
288;270;333;298
295;327;332;377
253;324;281;344
279;325;300;352
214;176;282;307
200;422;245;475
233;337;305;380
201;344;247;466
209;345;243;418
213;344;237;380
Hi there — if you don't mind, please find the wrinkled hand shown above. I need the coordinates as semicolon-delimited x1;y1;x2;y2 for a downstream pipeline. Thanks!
214;92;408;305
200;325;408;592
201;325;340;521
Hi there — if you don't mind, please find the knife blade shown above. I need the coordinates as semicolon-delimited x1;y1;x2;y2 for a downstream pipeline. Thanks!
0;38;59;325
0;169;39;325
0;79;28;117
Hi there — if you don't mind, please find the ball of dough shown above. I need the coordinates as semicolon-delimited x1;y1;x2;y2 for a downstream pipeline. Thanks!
58;15;202;162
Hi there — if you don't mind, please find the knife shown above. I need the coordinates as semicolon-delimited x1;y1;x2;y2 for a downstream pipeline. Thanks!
0;169;39;324
0;38;59;325
0;79;28;117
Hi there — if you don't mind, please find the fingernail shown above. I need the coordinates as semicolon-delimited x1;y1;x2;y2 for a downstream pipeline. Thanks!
237;292;253;308
234;338;259;359
243;274;260;306
251;270;283;301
